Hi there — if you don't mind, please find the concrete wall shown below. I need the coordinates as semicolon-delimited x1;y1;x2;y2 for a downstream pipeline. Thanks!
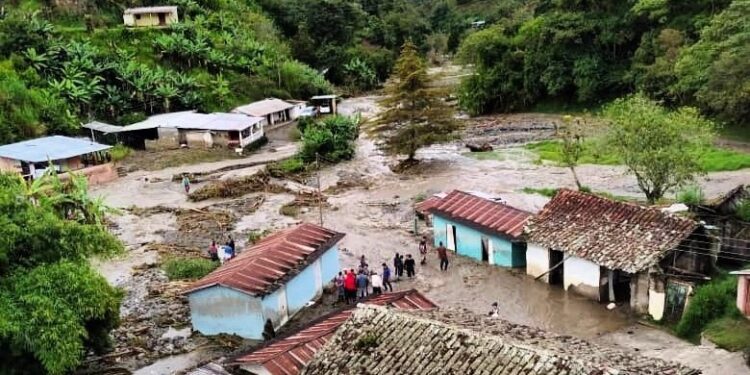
123;11;178;27
188;287;265;339
649;288;666;321
630;272;650;315
738;275;749;317
61;163;118;185
261;289;284;328
563;256;601;301
147;128;180;150
432;214;523;267
285;259;320;316
320;245;340;285
526;243;549;281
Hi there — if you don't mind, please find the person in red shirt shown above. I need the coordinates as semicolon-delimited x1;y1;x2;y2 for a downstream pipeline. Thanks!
344;269;357;304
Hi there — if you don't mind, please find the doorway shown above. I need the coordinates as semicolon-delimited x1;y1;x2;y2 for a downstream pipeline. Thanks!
446;224;457;251
548;249;564;285
481;237;494;264
158;13;167;26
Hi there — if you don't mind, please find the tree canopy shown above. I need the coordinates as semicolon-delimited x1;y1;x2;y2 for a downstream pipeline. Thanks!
374;41;458;162
0;172;123;374
603;94;715;204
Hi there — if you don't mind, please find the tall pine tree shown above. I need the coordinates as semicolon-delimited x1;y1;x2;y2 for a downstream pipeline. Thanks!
374;41;457;162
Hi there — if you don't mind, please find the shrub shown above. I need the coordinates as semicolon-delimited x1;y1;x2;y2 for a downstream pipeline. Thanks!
162;257;219;280
675;275;738;339
736;199;750;222
109;144;132;162
279;203;299;217
676;185;705;206
268;157;305;177
521;187;559;197
299;115;359;163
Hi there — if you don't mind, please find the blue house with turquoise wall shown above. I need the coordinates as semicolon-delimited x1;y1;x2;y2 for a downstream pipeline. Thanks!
429;190;531;267
184;223;344;339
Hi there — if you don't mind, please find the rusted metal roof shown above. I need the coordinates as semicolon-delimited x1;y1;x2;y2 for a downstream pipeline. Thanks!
429;190;531;239
184;223;344;296
526;189;699;273
233;290;437;375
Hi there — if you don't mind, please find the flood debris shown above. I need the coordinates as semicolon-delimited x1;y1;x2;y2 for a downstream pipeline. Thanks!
465;142;493;152
324;170;373;194
463;113;560;145
188;172;288;202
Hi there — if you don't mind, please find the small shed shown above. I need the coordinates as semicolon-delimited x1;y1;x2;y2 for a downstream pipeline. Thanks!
526;189;714;321
184;223;344;339
731;269;750;318
123;6;178;27
233;98;295;127
428;190;531;267
310;95;338;115
0;135;115;184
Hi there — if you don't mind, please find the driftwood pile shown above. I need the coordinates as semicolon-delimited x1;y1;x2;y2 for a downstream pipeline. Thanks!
188;172;288;202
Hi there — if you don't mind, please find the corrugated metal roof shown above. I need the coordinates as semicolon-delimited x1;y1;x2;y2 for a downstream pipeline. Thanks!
124;6;178;14
415;196;443;216
233;290;436;375
526;189;699;273
120;111;263;132
184;223;345;296
233;98;295;117
0;135;111;163
429;190;531;239
310;95;337;100
82;121;124;134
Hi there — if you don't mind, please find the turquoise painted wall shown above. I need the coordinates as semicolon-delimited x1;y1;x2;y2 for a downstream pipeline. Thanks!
188;287;265;339
286;257;319;315
320;245;340;284
261;290;282;327
432;214;525;267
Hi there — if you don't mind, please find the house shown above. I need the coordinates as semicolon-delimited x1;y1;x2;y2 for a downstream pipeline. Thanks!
232;290;436;375
183;223;344;339
233;98;296;127
693;185;749;263
731;269;750;318
123;6;178;27
525;189;715;321
300;305;699;374
85;112;266;150
310;95;338;116
428;190;531;267
0;135;116;184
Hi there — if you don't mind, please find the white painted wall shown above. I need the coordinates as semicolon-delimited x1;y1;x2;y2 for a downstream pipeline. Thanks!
526;243;549;280
649;288;666;321
563;256;600;292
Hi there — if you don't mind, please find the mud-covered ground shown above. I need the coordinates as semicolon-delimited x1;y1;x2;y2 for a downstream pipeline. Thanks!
88;96;750;374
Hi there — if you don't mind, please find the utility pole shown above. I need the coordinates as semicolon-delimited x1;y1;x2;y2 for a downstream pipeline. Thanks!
316;153;323;226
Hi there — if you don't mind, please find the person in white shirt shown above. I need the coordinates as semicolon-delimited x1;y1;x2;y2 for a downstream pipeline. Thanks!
370;271;383;295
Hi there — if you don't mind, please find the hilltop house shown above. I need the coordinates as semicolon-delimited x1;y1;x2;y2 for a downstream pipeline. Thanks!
429;190;531;267
525;189;715;321
123;6;178;27
232;290;436;375
300;306;699;374
183;223;344;339
233;98;296;127
0;135;116;184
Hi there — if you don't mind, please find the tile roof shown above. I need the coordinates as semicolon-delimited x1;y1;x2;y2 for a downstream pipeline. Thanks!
429;190;531;239
233;98;295;117
184;223;344;296
526;189;699;273
414;195;444;216
0;135;111;163
300;306;699;375
233;290;436;375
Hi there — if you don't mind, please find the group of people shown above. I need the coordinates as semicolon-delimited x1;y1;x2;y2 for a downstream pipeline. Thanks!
208;236;236;263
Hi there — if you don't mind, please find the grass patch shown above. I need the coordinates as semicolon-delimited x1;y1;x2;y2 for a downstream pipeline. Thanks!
279;203;300;217
462;151;505;161
526;140;750;172
521;187;559;197
267;157;306;177
162;257;219;280
704;317;750;351
676;274;738;340
110;144;132;162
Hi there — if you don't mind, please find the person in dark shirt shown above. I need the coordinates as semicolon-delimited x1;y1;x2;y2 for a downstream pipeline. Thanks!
404;254;416;278
394;253;403;280
381;263;393;292
437;241;449;271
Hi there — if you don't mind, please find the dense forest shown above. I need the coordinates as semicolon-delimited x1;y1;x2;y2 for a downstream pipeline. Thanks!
0;0;747;144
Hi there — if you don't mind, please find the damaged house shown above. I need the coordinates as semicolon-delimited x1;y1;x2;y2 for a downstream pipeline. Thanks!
525;189;715;321
429;190;531;267
693;185;749;263
183;223;344;339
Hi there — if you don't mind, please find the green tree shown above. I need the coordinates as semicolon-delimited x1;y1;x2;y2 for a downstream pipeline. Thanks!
0;171;123;374
374;41;458;162
603;94;715;204
559;115;585;190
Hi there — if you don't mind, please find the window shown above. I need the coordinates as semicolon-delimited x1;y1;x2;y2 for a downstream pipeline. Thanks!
135;14;141;20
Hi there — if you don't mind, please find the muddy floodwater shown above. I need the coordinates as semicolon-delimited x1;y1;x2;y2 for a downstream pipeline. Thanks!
90;95;750;375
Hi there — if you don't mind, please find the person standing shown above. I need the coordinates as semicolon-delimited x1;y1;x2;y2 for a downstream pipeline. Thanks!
381;263;393;292
404;254;416;278
182;174;191;194
344;269;357;304
370;271;383;295
419;236;428;265
393;253;402;280
208;240;218;261
356;270;369;300
437;241;449;271
335;271;345;302
227;236;236;252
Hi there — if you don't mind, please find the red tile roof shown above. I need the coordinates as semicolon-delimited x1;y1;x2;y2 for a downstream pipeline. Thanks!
233;289;437;375
184;223;344;296
415;195;444;216
429;190;531;239
526;189;699;273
